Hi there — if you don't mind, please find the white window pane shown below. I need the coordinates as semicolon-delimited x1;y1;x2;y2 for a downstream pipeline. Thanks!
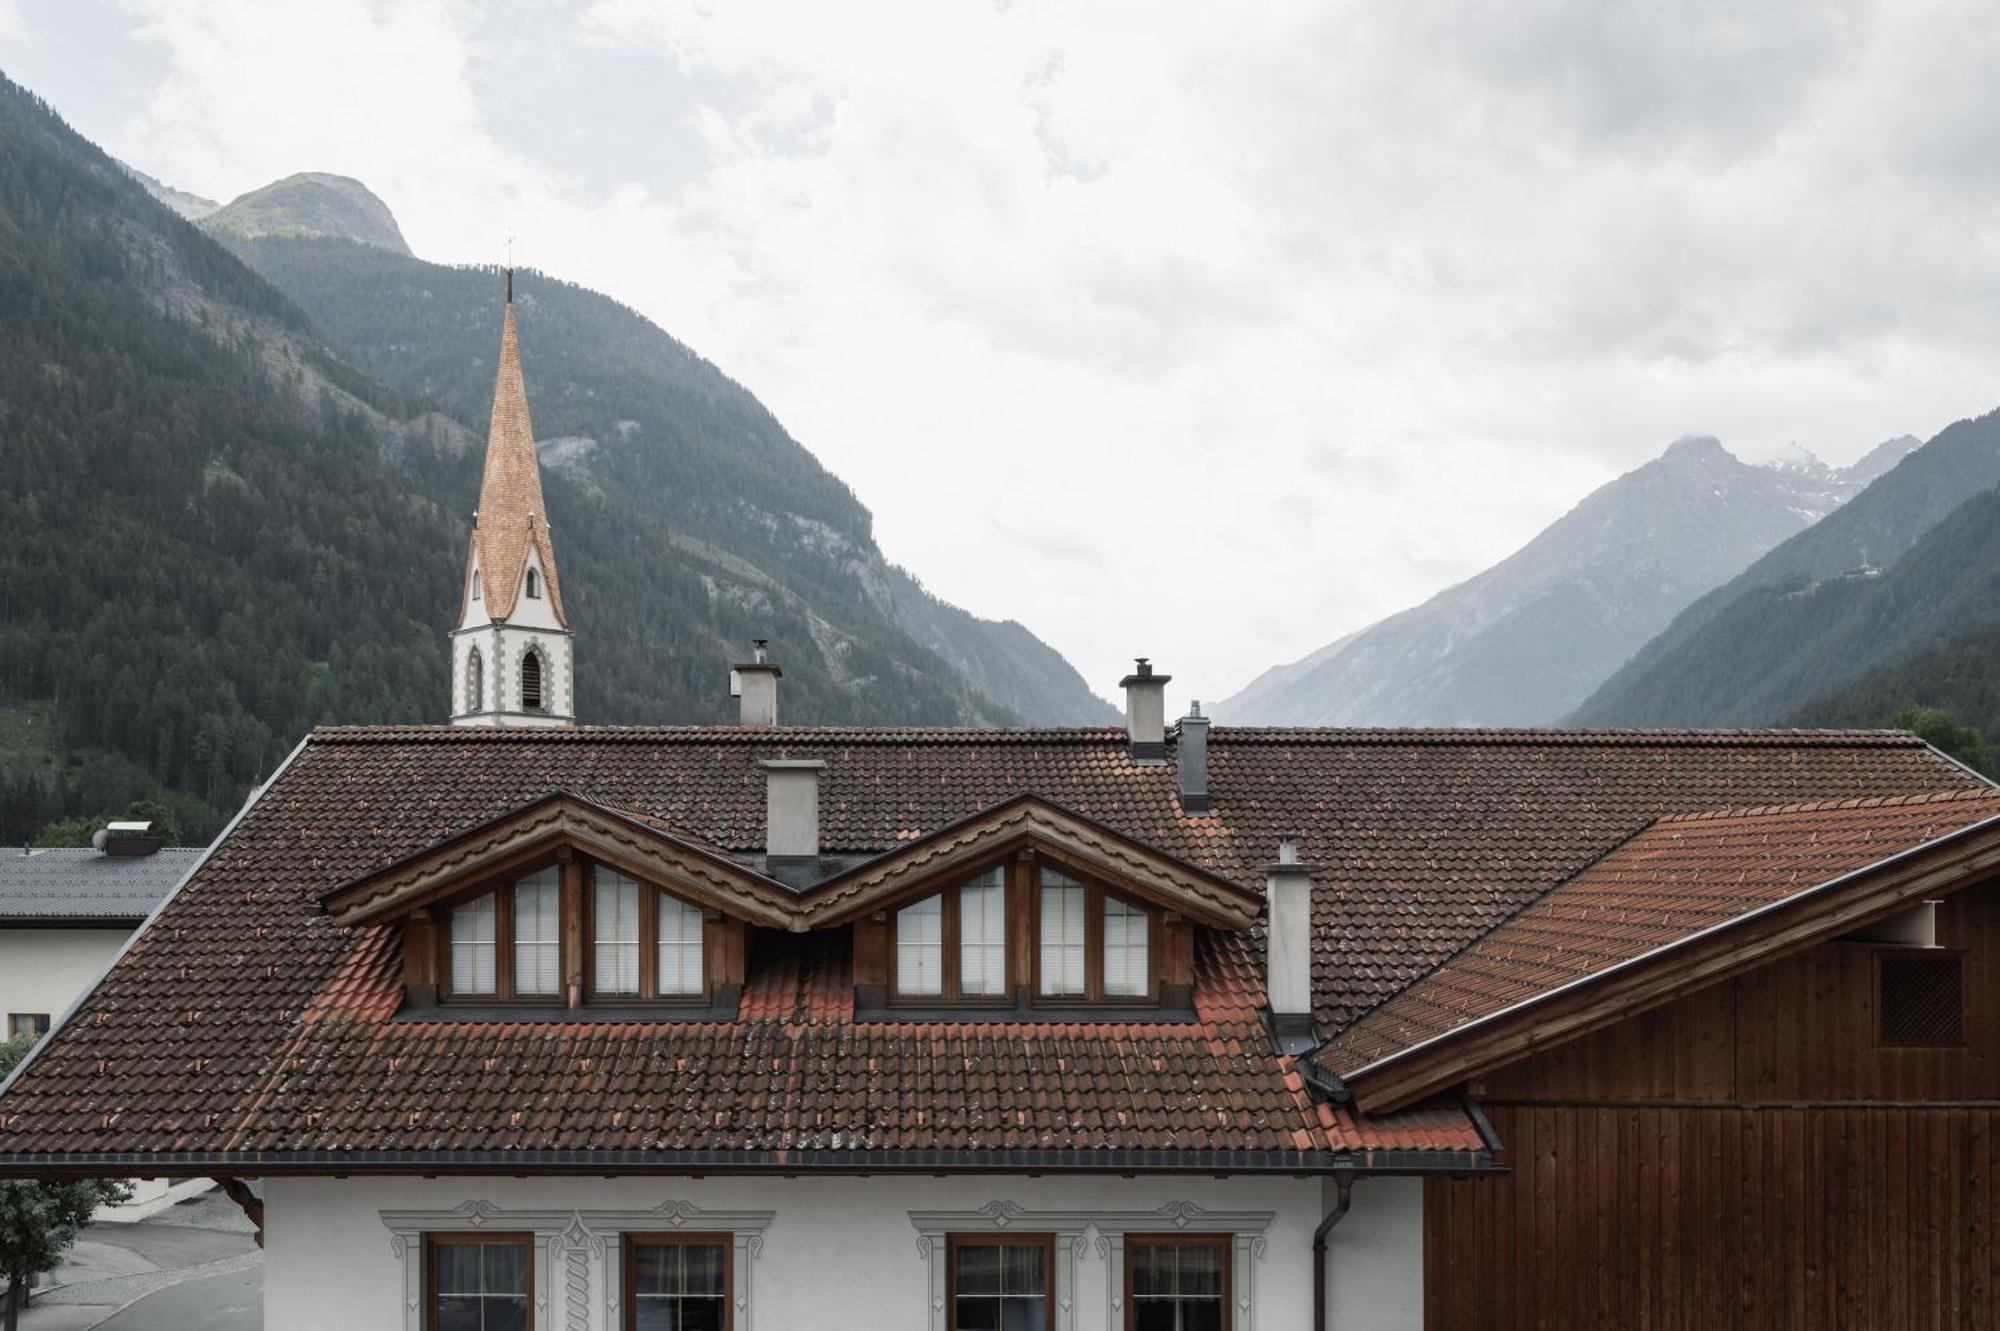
1103;896;1150;997
512;870;560;996
959;869;1007;997
897;895;943;996
657;893;705;996
451;894;496;995
593;869;639;995
1039;874;1086;997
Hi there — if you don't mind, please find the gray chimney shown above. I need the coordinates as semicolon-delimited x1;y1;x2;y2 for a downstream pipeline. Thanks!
1177;702;1210;815
733;640;781;726
759;759;825;866
1120;658;1171;762
1263;837;1315;1041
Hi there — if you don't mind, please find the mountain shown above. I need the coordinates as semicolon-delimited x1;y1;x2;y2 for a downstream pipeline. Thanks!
1571;409;2000;726
120;161;218;219
1216;435;1908;726
0;76;1107;845
204;227;1116;725
202;172;413;255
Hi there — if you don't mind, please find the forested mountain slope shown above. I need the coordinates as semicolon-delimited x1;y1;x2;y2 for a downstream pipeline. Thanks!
0;76;1105;844
1572;409;2000;725
1216;436;1905;725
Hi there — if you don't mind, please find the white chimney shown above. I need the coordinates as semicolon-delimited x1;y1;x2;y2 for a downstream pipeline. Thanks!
1264;836;1314;1037
760;759;825;862
1120;658;1171;762
734;640;781;726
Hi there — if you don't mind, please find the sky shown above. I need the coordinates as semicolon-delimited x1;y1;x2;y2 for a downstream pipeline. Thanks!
8;0;2000;708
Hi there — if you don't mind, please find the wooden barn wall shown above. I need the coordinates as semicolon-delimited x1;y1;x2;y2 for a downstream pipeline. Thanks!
1425;884;2000;1327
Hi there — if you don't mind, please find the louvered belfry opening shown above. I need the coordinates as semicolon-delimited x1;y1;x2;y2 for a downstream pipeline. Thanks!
1878;951;1964;1045
521;650;543;711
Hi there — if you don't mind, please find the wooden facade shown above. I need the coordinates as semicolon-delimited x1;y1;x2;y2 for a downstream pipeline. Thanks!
1425;883;2000;1327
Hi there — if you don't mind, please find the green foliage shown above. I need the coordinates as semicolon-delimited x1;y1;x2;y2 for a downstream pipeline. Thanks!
0;1034;129;1330
29;798;183;847
1575;409;2000;725
1887;706;1995;775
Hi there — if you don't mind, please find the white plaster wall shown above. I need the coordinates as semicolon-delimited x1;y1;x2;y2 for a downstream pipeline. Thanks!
0;929;128;1030
265;1173;1346;1331
508;549;566;632
1324;1176;1425;1330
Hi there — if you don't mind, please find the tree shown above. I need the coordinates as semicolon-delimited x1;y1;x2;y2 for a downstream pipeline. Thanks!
29;799;185;849
0;1035;129;1331
1891;705;1996;776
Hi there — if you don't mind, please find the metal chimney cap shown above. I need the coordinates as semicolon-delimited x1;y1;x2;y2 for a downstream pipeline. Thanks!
1120;658;1172;688
758;758;827;772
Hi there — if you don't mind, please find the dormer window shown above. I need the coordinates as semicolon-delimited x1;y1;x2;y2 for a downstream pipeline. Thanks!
445;868;561;1001
893;867;1008;1002
1036;869;1157;1003
525;567;541;599
590;867;708;1002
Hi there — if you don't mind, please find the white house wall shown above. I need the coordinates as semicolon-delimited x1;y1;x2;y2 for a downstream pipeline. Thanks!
0;928;128;1031
265;1171;1420;1331
1325;1176;1424;1329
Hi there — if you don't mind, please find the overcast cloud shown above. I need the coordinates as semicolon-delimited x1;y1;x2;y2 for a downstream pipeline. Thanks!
9;0;2000;707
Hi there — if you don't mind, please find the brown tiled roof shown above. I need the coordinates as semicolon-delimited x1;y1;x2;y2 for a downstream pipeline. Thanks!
468;301;567;625
0;725;1973;1170
1323;787;2000;1079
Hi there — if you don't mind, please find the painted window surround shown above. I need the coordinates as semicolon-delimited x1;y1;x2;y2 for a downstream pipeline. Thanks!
380;1199;774;1331
908;1200;1273;1331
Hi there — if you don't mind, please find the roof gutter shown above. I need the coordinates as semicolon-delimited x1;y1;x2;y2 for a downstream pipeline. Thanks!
0;731;313;1102
1339;808;2000;1094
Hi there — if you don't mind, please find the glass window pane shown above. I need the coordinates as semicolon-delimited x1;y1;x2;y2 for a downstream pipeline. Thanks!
450;894;496;995
435;1295;481;1331
1001;1242;1046;1295
1103;896;1150;997
960;869;1007;997
954;1242;1001;1295
1038;874;1086;997
955;1300;1000;1331
593;869;640;995
1177;1242;1221;1294
658;894;705;996
633;1304;674;1331
513;870;560;997
484;1241;527;1294
633;1242;678;1294
1182;1302;1223;1331
1131;1242;1169;1296
435;1243;480;1295
486;1296;529;1331
1133;1305;1177;1331
682;1243;725;1295
897;895;943;996
681;1302;723;1331
999;1298;1045;1331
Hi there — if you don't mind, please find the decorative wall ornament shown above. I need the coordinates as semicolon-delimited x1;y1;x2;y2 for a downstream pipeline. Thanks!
1090;1202;1274;1331
380;1198;773;1331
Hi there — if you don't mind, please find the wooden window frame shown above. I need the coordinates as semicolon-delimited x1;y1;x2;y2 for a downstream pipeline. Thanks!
1030;868;1162;1007
424;1231;534;1331
623;1232;733;1331
6;1013;51;1039
889;868;1013;1007
1875;947;1967;1049
585;866;716;1007
1123;1232;1231;1331
946;1232;1057;1331
437;861;565;1006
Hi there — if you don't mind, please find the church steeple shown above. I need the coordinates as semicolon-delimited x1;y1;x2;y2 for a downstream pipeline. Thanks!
449;272;576;727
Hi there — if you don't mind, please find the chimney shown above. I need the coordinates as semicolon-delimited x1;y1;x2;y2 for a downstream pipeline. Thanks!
1120;658;1171;762
732;640;781;726
93;821;162;858
1263;837;1315;1042
759;759;825;867
1177;701;1210;815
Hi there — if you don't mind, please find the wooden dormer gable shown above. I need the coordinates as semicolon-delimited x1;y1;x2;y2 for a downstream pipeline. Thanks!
321;791;795;930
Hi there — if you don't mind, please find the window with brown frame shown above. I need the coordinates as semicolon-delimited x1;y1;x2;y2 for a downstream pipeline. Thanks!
427;1232;532;1331
892;866;1010;1003
1035;868;1158;1005
444;867;561;1002
625;1234;730;1331
590;866;709;1003
1125;1234;1229;1331
948;1233;1055;1331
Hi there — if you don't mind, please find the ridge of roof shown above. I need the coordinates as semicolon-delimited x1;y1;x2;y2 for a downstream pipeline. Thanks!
1655;785;2000;824
305;723;1931;748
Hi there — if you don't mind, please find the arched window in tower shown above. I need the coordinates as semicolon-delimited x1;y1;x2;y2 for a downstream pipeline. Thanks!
521;649;544;711
465;647;484;714
525;567;541;599
471;569;481;601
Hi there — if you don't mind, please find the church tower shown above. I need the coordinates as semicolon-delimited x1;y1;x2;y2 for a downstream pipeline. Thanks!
450;274;575;726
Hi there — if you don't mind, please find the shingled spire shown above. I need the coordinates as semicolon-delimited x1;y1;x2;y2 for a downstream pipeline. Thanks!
450;271;576;727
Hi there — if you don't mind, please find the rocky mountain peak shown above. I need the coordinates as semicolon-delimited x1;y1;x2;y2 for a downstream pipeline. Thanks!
200;172;412;256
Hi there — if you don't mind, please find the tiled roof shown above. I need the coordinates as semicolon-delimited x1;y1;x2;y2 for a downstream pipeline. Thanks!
1323;787;2000;1078
467;300;567;625
0;724;1973;1169
0;847;200;923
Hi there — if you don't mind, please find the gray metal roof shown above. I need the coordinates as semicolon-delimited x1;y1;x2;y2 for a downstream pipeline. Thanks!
0;847;201;923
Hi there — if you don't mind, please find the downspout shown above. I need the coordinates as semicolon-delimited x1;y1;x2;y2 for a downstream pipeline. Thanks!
1312;1172;1355;1331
